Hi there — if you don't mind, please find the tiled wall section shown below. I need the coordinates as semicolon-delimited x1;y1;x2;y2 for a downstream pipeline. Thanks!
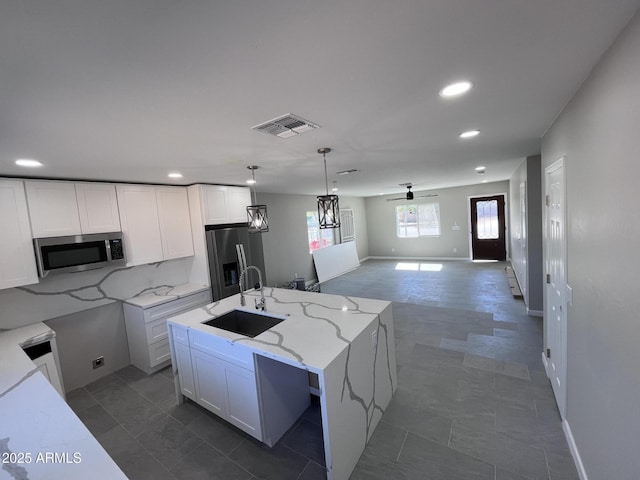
0;257;193;329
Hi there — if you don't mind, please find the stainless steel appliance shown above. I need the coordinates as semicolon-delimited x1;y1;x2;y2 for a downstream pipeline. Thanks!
34;231;126;277
206;224;266;301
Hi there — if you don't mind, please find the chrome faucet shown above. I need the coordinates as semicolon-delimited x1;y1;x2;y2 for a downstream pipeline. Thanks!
239;265;266;311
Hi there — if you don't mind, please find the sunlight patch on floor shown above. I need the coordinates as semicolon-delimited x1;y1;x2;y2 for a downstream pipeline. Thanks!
395;262;443;272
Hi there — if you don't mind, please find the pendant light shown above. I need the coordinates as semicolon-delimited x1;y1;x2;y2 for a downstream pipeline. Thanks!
246;165;269;233
317;147;340;229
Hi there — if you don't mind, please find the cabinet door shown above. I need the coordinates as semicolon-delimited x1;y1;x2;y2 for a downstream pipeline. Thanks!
32;352;64;397
116;185;163;266
192;349;226;416
227;187;252;223
200;186;228;224
175;341;196;401
25;180;81;237
75;183;121;234
224;361;262;440
0;180;39;289
156;187;194;260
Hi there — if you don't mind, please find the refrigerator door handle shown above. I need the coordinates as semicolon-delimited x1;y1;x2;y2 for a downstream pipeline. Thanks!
236;244;248;289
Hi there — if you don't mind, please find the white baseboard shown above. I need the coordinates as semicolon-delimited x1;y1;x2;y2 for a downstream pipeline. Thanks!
563;420;588;480
360;256;372;262
527;308;544;317
366;255;468;261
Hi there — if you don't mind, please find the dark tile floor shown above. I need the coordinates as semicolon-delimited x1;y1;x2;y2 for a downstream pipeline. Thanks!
66;259;578;479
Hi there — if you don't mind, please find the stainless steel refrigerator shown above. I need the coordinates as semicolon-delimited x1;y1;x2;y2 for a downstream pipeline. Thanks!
205;223;266;301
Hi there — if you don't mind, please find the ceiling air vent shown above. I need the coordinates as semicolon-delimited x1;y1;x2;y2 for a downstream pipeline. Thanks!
252;113;320;139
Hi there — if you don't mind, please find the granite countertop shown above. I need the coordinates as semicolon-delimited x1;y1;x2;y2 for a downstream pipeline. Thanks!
123;283;209;309
167;287;392;372
0;324;127;480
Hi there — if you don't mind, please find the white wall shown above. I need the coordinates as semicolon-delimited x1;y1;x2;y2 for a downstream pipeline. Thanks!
365;181;510;259
257;193;369;286
509;155;543;313
541;11;640;479
45;302;130;391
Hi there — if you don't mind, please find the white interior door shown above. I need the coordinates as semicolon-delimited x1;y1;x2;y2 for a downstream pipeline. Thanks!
544;157;567;418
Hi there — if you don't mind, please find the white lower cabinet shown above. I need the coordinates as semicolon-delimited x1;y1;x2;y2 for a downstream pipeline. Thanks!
123;289;212;374
191;347;262;440
174;341;196;400
32;352;65;398
170;326;310;446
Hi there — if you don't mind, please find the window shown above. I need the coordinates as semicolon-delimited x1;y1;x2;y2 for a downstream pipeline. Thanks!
307;211;335;253
475;199;499;239
339;209;355;242
396;203;441;238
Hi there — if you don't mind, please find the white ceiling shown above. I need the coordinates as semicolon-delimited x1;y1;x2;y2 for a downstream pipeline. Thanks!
1;1;639;197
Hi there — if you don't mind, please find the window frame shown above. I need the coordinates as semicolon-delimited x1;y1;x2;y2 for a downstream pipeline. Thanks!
306;211;335;253
395;202;441;238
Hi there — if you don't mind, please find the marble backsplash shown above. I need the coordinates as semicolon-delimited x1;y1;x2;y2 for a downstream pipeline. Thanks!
0;257;194;329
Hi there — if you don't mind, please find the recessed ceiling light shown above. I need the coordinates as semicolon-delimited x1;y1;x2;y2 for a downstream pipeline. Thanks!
481;180;488;183
439;81;472;98
474;166;486;171
246;179;256;185
460;130;480;139
15;158;43;168
168;172;183;178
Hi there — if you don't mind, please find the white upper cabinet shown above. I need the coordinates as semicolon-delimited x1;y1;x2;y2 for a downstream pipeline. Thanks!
25;180;121;237
227;187;252;223
116;184;194;266
116;185;164;266
0;180;39;289
200;186;228;224
156;187;194;260
25;180;82;237
75;183;121;234
199;185;251;225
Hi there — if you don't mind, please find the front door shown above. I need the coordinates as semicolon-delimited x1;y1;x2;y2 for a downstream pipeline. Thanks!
545;157;567;418
470;195;506;260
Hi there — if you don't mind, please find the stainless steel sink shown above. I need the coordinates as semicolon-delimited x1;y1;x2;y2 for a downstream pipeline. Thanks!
202;309;285;337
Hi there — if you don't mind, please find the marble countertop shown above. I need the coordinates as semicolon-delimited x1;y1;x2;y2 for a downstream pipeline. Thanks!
123;282;209;309
0;322;56;395
0;324;127;479
167;287;392;372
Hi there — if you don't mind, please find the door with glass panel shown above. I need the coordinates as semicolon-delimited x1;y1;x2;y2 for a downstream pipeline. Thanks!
470;195;506;260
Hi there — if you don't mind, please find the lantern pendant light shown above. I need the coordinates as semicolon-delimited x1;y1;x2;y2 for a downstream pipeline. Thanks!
316;148;340;229
246;165;269;233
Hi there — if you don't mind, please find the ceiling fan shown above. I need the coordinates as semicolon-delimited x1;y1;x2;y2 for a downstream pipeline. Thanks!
386;184;438;202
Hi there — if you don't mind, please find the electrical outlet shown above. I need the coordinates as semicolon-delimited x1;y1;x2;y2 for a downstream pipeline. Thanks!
371;330;378;348
92;356;104;369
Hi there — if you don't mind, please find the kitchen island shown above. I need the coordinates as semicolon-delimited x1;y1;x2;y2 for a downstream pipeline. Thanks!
167;287;397;480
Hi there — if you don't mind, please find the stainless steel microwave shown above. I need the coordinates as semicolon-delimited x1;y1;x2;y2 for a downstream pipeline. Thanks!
33;232;126;277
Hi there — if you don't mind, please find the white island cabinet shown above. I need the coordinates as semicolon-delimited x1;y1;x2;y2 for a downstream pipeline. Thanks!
189;328;263;439
167;288;397;480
